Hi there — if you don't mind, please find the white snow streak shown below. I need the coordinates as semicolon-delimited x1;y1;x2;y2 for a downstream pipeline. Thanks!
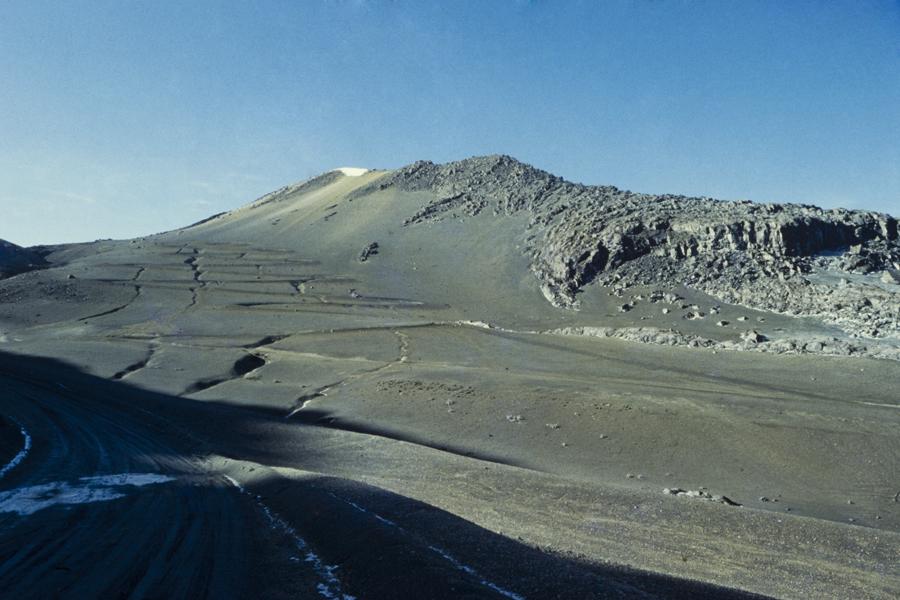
224;476;356;600
329;492;398;527
329;492;525;600
426;544;526;600
0;422;31;481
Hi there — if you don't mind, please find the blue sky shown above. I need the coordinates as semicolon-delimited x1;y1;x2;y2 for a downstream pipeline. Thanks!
1;1;898;246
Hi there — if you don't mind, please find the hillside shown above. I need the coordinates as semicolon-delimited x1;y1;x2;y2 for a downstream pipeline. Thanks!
1;157;898;599
177;155;900;359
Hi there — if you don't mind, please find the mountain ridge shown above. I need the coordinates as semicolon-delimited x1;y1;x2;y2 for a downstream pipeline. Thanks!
0;239;46;278
338;154;898;338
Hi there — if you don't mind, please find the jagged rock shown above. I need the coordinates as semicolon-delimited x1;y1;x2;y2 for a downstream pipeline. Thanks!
663;487;741;506
742;330;766;344
358;242;379;262
665;293;683;303
882;269;900;284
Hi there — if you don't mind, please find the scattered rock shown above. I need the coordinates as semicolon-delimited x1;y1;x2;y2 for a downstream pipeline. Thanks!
664;488;741;506
358;242;379;262
741;330;766;344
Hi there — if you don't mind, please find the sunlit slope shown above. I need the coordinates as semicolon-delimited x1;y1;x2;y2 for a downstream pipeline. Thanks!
164;169;567;327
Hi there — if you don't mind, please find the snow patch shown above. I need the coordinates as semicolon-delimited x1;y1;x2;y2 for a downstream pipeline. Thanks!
79;473;175;487
0;473;175;516
334;167;369;177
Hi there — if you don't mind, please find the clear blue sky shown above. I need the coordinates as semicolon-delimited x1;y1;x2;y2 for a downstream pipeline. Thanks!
1;1;898;246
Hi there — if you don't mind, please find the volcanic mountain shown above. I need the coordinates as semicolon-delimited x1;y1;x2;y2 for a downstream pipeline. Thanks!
174;155;900;358
1;156;898;599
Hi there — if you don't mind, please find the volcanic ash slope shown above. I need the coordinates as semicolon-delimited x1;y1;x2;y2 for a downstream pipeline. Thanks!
182;156;900;359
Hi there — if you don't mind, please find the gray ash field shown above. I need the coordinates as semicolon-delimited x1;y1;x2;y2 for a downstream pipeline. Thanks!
1;157;898;599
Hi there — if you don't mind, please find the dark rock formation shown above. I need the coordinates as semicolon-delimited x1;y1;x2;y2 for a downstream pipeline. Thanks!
358;242;379;262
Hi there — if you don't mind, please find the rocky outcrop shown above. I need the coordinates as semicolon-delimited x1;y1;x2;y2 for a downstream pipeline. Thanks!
354;155;899;340
548;326;900;361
